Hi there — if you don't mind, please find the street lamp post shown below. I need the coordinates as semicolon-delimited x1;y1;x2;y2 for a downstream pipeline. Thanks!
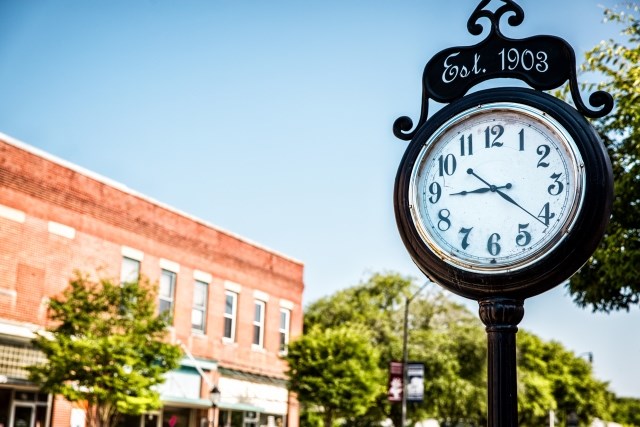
401;281;429;427
210;386;221;427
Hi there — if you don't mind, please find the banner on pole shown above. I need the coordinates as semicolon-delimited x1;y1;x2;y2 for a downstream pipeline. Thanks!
387;361;403;402
406;362;425;402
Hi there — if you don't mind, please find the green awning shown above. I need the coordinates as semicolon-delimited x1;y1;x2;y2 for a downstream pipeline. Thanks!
160;398;265;413
161;397;212;409
216;402;265;413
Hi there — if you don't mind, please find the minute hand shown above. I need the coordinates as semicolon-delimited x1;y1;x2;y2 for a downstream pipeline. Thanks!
495;189;547;226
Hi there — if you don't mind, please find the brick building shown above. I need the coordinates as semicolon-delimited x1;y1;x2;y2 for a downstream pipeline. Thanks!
0;134;304;427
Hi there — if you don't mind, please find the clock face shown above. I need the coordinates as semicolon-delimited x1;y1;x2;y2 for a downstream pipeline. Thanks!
409;102;585;272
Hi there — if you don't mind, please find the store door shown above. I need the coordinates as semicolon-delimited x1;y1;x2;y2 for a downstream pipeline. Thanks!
12;405;34;427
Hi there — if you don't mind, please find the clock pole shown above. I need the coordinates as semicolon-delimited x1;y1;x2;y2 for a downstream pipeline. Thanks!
392;1;614;426
479;298;524;427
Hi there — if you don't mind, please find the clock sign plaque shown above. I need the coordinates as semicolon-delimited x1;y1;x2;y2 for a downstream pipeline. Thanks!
392;1;613;425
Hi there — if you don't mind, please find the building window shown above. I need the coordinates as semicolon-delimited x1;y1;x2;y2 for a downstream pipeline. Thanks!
279;308;290;353
192;280;208;333
120;257;140;285
223;291;237;341
253;300;265;348
159;269;176;321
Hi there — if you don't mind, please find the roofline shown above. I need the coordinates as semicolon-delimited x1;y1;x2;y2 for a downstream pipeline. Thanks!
0;132;304;266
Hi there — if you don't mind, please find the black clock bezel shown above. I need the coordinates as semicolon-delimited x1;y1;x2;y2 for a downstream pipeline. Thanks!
394;87;613;300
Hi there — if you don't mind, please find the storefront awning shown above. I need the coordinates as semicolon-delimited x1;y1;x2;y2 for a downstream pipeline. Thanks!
217;402;265;413
160;398;266;413
161;397;212;409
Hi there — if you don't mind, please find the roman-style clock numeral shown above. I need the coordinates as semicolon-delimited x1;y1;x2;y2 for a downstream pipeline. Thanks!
459;227;473;249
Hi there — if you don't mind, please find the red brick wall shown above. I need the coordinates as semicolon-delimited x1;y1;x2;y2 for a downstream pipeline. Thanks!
0;137;304;380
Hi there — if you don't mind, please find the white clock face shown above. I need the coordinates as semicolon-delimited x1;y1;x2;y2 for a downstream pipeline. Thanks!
409;103;585;272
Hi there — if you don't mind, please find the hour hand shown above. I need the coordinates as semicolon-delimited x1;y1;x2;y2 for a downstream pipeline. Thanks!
450;184;512;196
450;187;491;196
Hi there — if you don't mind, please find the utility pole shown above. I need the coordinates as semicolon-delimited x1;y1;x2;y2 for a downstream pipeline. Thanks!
401;281;430;427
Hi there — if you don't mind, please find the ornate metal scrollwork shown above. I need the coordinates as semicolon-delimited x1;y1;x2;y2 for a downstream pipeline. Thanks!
394;0;614;141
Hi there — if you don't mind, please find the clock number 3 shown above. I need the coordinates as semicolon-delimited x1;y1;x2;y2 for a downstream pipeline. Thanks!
548;173;564;195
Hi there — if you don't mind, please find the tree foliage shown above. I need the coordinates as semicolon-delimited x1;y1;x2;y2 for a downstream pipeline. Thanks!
300;273;487;426
284;324;385;427
613;397;640;426
568;3;640;312
292;272;626;426
517;331;614;426
29;272;182;427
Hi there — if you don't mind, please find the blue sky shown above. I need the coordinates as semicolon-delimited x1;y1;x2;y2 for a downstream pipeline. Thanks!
1;0;638;398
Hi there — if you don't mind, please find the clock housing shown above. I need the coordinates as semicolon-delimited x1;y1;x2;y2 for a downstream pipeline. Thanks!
394;88;613;300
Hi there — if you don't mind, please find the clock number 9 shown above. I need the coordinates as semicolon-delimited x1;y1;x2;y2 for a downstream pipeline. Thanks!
516;223;531;247
428;182;442;203
487;233;501;256
437;209;451;231
548;173;564;196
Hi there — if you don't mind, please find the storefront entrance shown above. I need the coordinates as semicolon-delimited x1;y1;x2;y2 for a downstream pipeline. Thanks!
0;389;50;427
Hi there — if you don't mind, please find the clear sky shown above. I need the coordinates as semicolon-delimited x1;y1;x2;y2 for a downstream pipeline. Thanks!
1;0;638;398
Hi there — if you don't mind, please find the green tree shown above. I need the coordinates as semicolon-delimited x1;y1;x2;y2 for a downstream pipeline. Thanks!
284;324;385;427
612;397;640;426
304;273;487;426
28;272;182;427
567;3;640;311
517;330;614;426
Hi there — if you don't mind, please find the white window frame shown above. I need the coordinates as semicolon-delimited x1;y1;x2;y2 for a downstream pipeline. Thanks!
120;256;141;285
191;280;208;333
279;308;291;354
252;300;266;349
159;269;177;321
223;291;238;343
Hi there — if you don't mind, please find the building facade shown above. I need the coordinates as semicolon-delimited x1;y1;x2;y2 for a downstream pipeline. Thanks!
0;134;304;427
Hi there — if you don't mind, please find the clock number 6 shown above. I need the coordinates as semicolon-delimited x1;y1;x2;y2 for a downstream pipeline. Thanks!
437;209;451;231
516;223;531;246
487;233;501;256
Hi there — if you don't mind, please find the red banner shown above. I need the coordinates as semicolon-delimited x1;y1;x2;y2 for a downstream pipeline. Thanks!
388;361;403;402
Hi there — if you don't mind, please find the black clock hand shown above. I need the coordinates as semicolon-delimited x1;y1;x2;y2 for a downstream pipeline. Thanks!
451;184;512;196
494;189;547;226
466;168;493;188
466;168;546;225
